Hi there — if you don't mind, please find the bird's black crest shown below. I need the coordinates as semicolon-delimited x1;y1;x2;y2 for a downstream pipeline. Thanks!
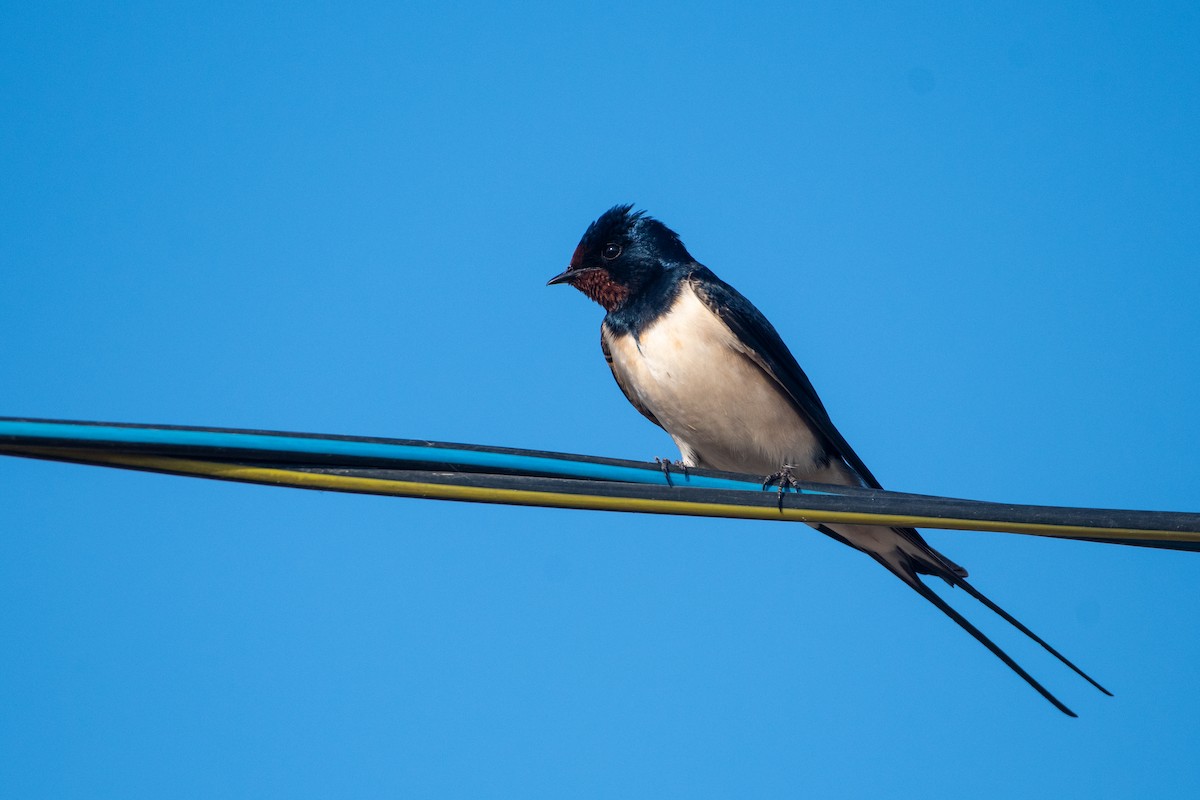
573;204;691;267
579;204;642;250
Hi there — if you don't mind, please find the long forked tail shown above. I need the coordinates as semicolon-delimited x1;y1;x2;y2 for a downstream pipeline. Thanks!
954;579;1112;697
894;525;1111;698
877;553;1079;717
815;524;1108;716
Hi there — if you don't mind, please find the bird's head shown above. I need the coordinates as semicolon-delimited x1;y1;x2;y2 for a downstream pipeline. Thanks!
547;204;692;311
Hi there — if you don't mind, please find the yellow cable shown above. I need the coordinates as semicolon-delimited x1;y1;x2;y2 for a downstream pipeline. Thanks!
15;446;1194;545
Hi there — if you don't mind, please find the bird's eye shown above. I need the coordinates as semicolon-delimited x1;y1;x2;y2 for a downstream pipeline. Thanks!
602;243;622;260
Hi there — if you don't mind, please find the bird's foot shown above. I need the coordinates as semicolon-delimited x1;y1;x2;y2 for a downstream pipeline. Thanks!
655;457;690;486
763;465;801;510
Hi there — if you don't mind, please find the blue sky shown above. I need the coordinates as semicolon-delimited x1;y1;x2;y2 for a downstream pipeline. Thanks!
2;1;1199;797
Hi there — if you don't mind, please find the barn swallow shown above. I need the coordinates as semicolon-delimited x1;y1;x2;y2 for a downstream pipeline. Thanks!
548;204;1109;716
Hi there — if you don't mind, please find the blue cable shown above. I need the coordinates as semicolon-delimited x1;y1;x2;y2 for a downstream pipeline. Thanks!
0;418;832;494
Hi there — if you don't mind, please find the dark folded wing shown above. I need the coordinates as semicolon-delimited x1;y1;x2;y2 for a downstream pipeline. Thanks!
688;268;970;577
687;267;884;490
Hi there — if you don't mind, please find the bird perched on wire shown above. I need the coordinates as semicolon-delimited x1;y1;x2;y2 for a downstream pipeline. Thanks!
548;204;1109;716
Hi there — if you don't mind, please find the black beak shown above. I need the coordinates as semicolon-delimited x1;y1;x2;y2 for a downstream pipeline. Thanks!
547;265;599;286
546;268;575;286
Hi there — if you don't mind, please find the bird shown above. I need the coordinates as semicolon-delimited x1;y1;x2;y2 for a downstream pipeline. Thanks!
548;204;1109;716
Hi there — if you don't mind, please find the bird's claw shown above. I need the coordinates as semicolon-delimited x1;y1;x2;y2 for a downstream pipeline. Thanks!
763;465;801;510
655;457;689;486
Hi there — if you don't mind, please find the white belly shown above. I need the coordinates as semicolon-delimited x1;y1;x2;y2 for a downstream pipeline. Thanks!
604;283;841;479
